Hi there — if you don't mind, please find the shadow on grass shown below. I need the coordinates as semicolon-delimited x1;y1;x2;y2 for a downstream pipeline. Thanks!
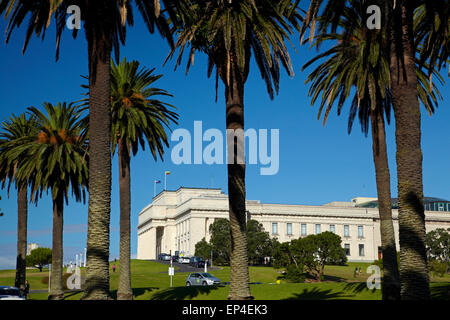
108;287;160;299
276;273;345;283
64;290;83;299
343;282;377;294
431;283;450;300
282;287;351;300
150;285;223;300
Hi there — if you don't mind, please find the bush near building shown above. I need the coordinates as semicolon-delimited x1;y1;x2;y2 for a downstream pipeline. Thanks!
26;248;52;272
273;232;347;282
194;218;275;266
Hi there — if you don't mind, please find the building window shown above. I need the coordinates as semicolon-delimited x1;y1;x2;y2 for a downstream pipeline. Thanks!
344;225;350;237
330;224;335;233
301;224;307;236
287;223;293;235
272;223;278;235
344;244;350;256
359;244;365;256
358;225;364;238
315;224;321;234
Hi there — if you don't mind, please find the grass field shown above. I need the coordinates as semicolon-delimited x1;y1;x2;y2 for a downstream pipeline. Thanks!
1;260;449;300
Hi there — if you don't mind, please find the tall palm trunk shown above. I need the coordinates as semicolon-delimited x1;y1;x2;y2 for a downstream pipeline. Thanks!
48;194;64;300
223;58;252;300
370;107;400;300
82;30;113;300
389;1;430;299
14;184;28;290
117;138;132;300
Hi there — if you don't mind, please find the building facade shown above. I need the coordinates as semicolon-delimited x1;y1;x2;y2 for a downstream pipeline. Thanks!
26;243;39;256
137;188;450;262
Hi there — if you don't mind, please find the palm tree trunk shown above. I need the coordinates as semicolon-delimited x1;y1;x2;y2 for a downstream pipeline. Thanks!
223;60;252;300
390;1;430;300
82;30;113;300
14;184;27;291
370;107;400;300
49;194;64;300
117;138;133;300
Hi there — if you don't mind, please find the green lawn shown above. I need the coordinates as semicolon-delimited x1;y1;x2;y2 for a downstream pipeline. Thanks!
1;260;448;300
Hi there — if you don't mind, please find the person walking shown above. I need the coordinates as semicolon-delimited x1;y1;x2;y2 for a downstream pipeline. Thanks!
354;267;358;278
112;264;116;273
24;280;30;299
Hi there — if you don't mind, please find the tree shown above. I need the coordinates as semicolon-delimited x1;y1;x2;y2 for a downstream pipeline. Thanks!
168;0;298;300
199;218;276;267
27;247;52;272
314;232;347;274
0;0;183;299
298;0;446;299
0;114;38;291
195;238;213;260
246;220;274;265
273;232;346;281
209;218;231;266
81;58;178;300
425;228;450;273
302;0;442;299
17;102;88;300
415;1;449;76
387;0;431;299
272;240;291;269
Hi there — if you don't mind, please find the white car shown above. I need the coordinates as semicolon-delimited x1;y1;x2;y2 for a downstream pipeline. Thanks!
0;286;26;300
178;257;190;264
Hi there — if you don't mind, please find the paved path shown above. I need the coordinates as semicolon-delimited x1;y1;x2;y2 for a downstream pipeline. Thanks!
149;260;221;273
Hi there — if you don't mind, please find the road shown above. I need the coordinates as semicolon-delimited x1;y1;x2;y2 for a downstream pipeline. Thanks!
150;260;221;273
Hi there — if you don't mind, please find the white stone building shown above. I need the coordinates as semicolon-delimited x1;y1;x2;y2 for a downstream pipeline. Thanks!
137;187;450;262
26;243;39;256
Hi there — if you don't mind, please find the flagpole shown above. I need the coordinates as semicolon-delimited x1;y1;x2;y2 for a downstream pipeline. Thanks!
154;180;156;197
164;174;167;191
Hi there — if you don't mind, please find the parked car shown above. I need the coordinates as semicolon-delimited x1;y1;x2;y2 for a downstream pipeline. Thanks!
171;255;179;263
189;256;205;268
0;286;25;300
178;256;190;264
157;253;167;260
185;273;220;286
161;254;172;261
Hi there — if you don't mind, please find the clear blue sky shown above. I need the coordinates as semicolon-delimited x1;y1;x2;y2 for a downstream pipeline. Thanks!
0;13;449;269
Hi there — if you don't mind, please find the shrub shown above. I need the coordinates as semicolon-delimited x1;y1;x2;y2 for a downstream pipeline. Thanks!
285;265;305;283
429;260;448;277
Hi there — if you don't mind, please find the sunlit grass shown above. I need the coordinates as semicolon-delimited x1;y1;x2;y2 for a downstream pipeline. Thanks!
0;260;448;300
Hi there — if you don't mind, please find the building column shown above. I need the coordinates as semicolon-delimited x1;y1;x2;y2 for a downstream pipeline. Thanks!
149;227;157;259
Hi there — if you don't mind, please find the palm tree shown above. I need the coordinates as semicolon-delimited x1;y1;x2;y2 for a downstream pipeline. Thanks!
386;0;432;299
167;0;298;300
14;102;89;300
111;59;178;300
0;114;38;292
1;0;183;299
302;2;442;300
298;0;445;300
81;58;178;300
415;0;449;75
